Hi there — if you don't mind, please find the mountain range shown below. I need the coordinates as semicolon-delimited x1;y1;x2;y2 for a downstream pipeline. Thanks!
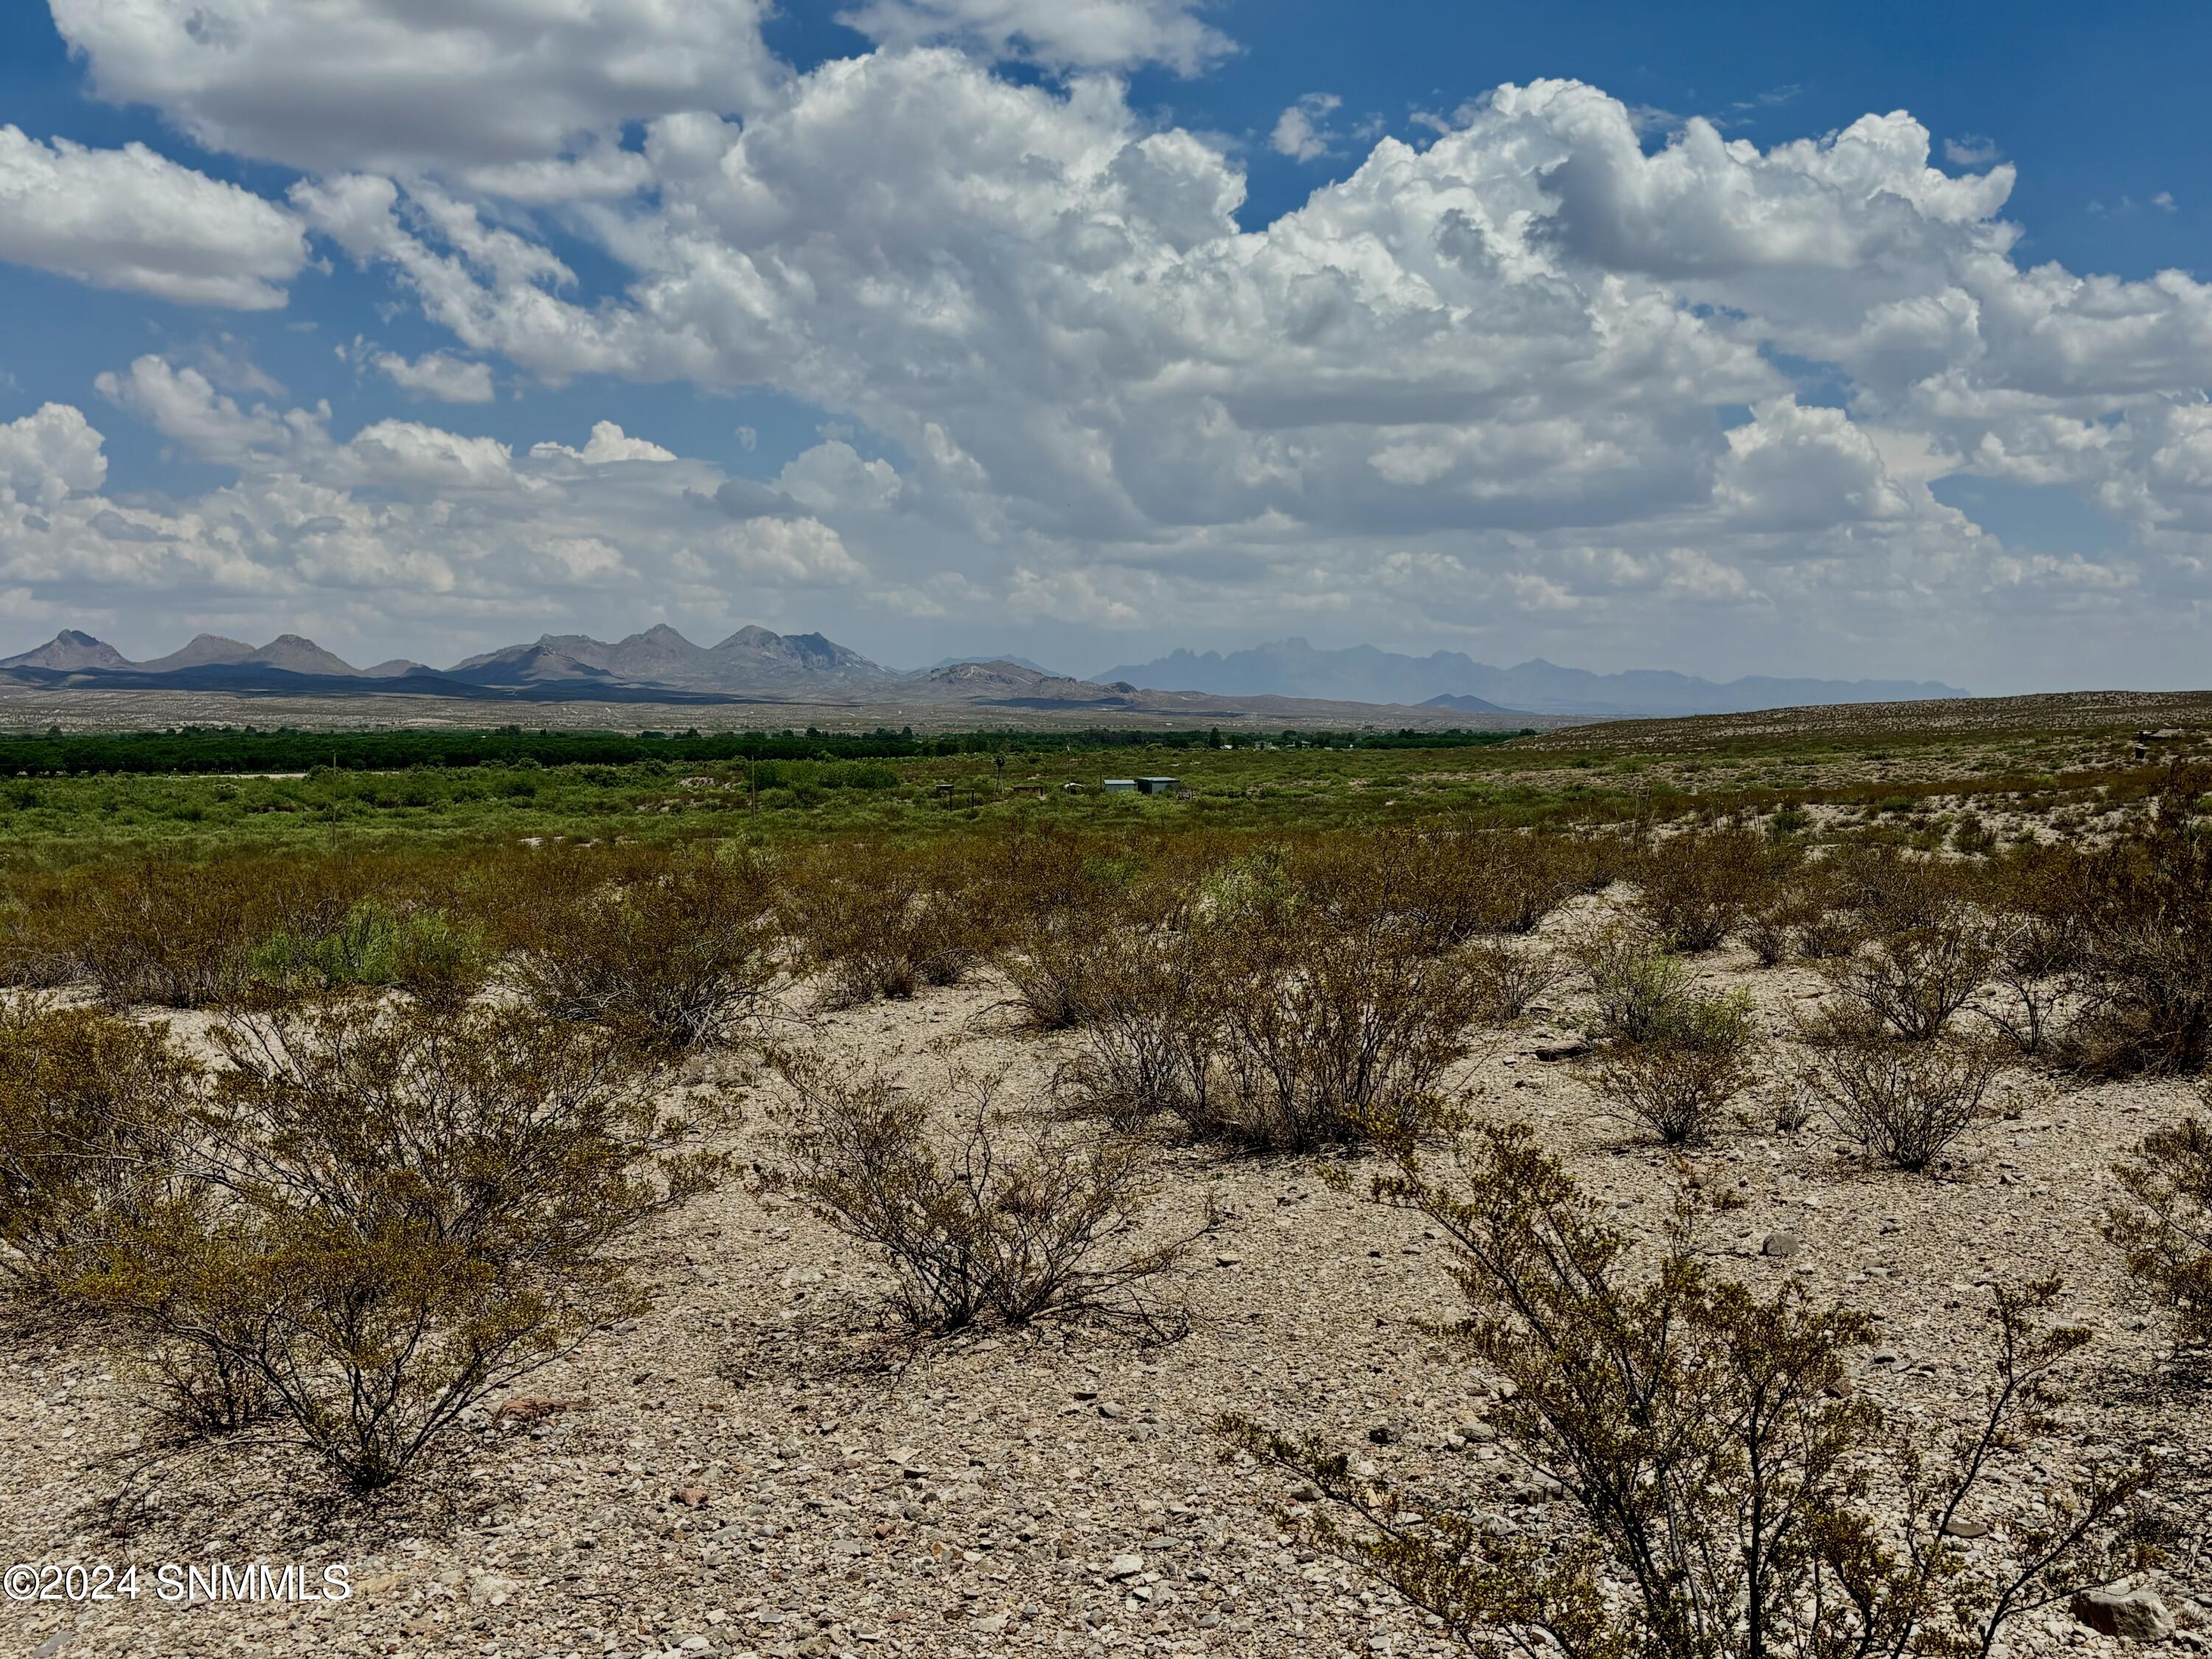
0;625;1535;728
0;625;1968;723
1093;639;1965;718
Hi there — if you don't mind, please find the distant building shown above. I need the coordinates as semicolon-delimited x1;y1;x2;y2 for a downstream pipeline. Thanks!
1102;779;1138;793
1135;776;1178;795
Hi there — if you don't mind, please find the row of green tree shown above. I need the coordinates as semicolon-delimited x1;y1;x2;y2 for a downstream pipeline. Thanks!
0;723;1526;776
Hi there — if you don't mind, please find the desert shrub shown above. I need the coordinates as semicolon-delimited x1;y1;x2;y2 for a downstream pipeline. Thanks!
512;846;777;1051
1801;1031;2000;1170
1462;939;1567;1023
993;847;1180;1031
0;1004;198;1294
1738;895;1798;969
1587;990;1759;1145
1818;905;1996;1041
1054;927;1218;1126
2104;1116;2212;1345
65;1003;720;1489
1630;826;1780;952
1573;922;1695;1046
251;900;492;1009
1830;841;1969;937
784;843;996;1007
1301;829;1587;951
47;857;355;1007
1952;812;1998;855
768;1058;1195;1334
2053;769;2212;1075
1225;1120;2153;1659
998;915;1101;1031
1197;920;1484;1152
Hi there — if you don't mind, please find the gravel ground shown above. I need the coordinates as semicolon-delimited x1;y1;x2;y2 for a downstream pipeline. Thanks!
1;941;2208;1659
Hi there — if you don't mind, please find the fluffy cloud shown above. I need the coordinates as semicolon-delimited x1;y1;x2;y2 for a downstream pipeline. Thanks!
373;352;495;404
49;0;782;176
356;63;2187;672
17;12;2212;682
836;0;1231;73
1270;94;1342;162
0;381;876;653
94;355;299;465
0;126;305;307
529;422;679;466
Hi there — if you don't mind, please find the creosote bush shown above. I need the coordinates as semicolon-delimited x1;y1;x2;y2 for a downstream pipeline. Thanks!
510;846;777;1051
1198;918;1484;1151
0;1003;197;1293
767;1057;1199;1334
1819;907;1995;1042
2055;767;2212;1075
1462;939;1567;1025
1573;922;1695;1046
1586;990;1759;1146
1801;1028;2000;1171
1223;1118;2154;1659
782;844;998;1007
2104;1115;2212;1345
1054;926;1218;1128
55;1002;723;1490
1630;825;1781;953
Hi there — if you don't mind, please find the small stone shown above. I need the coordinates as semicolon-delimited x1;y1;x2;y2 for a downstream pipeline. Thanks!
1941;1515;1989;1539
1107;1554;1144;1580
1761;1232;1801;1259
1215;1252;1245;1267
1097;1401;1124;1419
675;1486;709;1509
1367;1425;1397;1445
2071;1587;2174;1641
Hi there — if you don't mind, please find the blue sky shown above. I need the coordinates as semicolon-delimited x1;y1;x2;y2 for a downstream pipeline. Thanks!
0;0;2208;690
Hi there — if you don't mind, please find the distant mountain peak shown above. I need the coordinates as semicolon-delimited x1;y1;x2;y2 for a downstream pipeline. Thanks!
1096;639;1966;719
0;630;133;672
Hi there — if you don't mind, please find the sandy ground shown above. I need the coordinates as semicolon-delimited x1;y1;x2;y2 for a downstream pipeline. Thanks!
1;937;2209;1659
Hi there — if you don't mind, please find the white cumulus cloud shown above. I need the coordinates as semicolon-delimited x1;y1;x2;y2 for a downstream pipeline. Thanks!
835;0;1231;73
372;352;495;404
0;126;304;308
1270;93;1342;162
49;0;783;176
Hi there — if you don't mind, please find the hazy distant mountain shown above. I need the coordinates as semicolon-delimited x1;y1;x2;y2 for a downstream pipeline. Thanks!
445;643;618;686
465;624;894;690
1417;693;1517;716
0;626;1557;729
0;628;131;672
138;633;364;676
924;653;1057;675
1098;639;1966;717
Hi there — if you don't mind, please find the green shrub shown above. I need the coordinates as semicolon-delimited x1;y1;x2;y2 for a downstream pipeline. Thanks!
768;1058;1194;1335
2104;1115;2212;1345
1573;923;1696;1046
0;1004;198;1295
68;1002;723;1490
251;902;492;1009
512;847;778;1051
1586;990;1759;1145
1224;1121;2154;1659
1801;1031;2000;1171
